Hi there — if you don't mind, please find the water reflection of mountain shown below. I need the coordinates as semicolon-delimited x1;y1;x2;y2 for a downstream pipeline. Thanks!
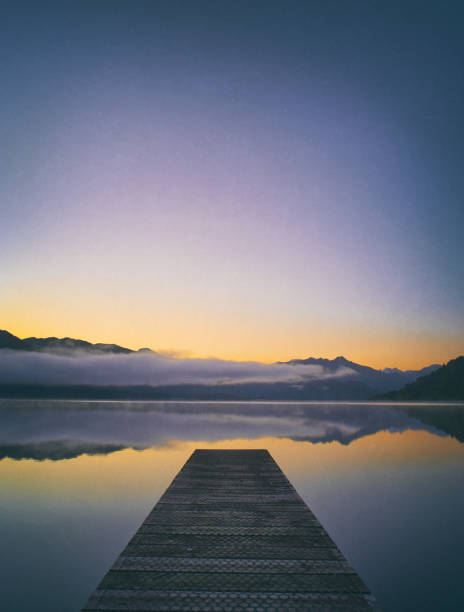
401;405;464;443
0;440;125;461
0;400;462;461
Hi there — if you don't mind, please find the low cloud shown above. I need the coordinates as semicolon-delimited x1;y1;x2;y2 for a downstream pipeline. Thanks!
0;349;355;387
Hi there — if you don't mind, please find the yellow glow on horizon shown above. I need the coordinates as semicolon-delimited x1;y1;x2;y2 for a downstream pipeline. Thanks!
2;307;463;371
2;276;463;371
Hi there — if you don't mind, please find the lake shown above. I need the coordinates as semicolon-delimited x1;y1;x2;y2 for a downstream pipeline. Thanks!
1;400;463;611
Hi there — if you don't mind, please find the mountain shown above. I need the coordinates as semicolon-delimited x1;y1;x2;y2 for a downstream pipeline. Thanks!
0;330;23;350
380;357;464;401
0;330;442;400
0;379;382;401
279;355;440;395
0;330;146;356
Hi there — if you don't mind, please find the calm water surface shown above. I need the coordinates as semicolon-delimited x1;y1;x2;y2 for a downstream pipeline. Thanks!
1;400;464;611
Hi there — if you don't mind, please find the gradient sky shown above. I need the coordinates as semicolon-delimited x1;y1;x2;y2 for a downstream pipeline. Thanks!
2;1;463;368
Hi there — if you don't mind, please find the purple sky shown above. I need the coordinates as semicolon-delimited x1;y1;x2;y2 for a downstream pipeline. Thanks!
1;1;463;368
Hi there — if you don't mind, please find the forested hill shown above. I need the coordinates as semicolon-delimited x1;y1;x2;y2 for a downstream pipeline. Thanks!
380;357;464;401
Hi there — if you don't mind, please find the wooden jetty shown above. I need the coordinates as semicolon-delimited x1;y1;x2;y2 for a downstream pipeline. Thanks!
83;449;380;610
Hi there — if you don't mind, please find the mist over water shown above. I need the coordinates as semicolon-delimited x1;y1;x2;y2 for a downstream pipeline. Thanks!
1;400;464;612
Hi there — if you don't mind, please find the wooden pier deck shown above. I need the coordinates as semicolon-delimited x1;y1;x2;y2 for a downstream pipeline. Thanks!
83;449;380;611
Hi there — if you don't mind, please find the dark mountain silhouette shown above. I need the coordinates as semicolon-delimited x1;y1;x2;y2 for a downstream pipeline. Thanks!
380;357;464;401
0;330;23;350
0;379;377;401
0;330;442;399
0;329;147;356
279;355;439;394
0;373;441;402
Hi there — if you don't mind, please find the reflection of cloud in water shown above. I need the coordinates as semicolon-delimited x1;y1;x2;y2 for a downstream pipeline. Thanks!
0;400;460;461
0;440;126;461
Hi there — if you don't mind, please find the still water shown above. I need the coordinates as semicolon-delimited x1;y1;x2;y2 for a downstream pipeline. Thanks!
1;400;464;611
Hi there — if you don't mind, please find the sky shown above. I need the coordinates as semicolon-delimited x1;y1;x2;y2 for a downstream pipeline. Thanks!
1;1;463;369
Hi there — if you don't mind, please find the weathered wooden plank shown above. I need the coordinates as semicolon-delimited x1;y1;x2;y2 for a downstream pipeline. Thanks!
84;589;380;611
111;557;356;574
82;449;380;611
